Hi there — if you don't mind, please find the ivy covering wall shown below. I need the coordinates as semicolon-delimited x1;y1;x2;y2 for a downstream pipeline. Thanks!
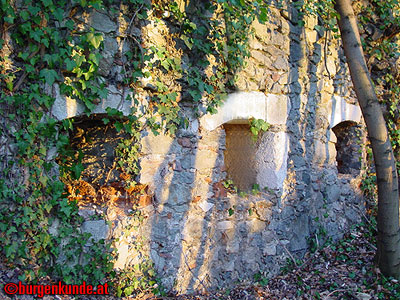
0;0;269;296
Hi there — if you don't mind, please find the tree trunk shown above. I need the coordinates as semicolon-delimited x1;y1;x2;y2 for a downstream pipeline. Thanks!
334;0;400;278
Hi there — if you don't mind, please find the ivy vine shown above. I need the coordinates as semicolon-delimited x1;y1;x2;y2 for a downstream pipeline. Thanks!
0;0;269;296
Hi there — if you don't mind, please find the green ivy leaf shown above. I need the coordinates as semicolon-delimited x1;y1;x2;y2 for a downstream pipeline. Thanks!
41;0;53;7
20;10;30;21
115;122;123;132
5;242;18;258
53;8;64;22
40;69;59;86
73;163;84;179
28;5;41;15
4;16;14;24
87;32;103;49
65;58;76;71
88;53;100;66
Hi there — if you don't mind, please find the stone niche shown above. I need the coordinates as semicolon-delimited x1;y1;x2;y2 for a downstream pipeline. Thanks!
223;124;257;190
59;114;143;207
332;121;363;176
223;123;289;191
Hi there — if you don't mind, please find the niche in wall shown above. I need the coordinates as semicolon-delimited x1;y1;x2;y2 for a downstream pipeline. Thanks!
332;121;362;175
58;114;144;206
223;124;257;191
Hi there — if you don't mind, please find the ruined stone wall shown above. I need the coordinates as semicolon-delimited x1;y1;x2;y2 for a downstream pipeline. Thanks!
5;1;367;294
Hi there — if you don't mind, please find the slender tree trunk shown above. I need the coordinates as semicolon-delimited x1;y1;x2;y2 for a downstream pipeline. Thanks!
334;0;400;278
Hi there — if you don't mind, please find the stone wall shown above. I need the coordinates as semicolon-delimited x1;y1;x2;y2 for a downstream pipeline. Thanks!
28;1;367;293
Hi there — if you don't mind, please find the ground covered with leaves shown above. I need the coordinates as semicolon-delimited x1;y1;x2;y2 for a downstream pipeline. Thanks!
1;217;400;299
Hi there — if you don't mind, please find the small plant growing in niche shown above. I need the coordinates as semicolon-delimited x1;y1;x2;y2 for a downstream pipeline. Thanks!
249;118;271;141
252;183;260;195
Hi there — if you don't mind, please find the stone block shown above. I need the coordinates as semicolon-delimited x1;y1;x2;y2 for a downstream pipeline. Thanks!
247;219;267;233
252;19;270;42
181;154;196;169
141;132;174;155
226;240;240;254
263;242;277;256
313;140;337;166
251;50;273;65
305;29;318;44
182;217;204;241
272;56;289;71
81;220;109;242
51;84;137;120
328;95;362;128
51;84;84;120
256;131;289;190
198;201;214;213
249;37;264;50
89;11;117;33
326;57;337;75
199;92;267;131
217;221;234;231
114;242;129;269
289;214;309;251
326;184;341;204
195;149;218;172
157;183;191;206
91;85;131;116
255;201;273;221
266;94;289;124
139;155;166;185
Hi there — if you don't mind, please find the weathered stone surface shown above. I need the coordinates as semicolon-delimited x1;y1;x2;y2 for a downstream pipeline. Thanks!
252;19;269;42
195;150;218;172
272;56;289;71
263;241;277;256
251;50;273;65
256;131;289;190
329;95;362;128
51;84;135;120
217;221;234;231
89;11;117;33
198;201;214;212
200;92;267;131
141;132;174;155
114;242;129;269
266;94;290;125
247;219;267;233
81;220;109;242
289;214;309;251
51;84;84;120
313;140;336;165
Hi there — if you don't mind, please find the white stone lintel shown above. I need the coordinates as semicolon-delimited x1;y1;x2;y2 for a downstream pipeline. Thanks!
200;92;290;131
329;95;362;128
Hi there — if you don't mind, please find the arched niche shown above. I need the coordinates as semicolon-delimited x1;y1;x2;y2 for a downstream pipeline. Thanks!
331;121;363;175
58;114;139;205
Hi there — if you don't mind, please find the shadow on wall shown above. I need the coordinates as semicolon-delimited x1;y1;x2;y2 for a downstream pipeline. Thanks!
148;0;214;291
147;0;282;292
146;0;366;293
283;0;365;257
